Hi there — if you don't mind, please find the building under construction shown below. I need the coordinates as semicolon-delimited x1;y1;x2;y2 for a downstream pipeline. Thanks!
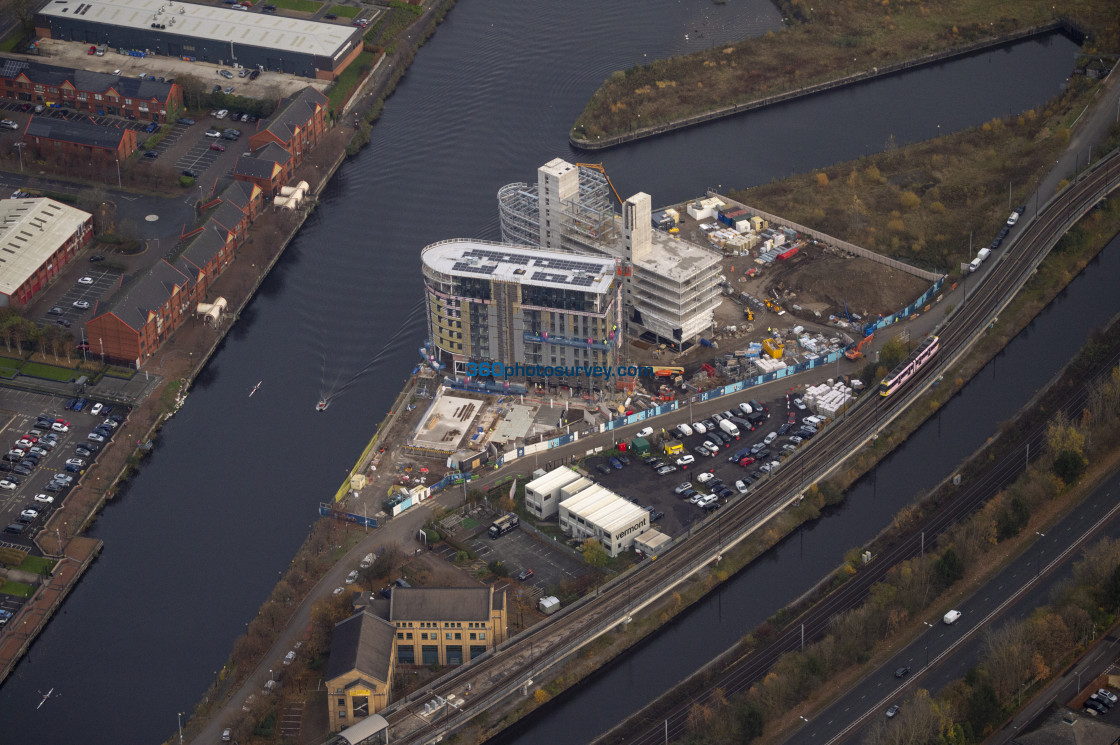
498;159;721;349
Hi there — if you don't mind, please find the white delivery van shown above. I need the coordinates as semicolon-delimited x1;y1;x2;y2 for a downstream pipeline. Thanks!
692;421;707;434
969;257;983;273
677;423;694;437
719;419;740;438
943;609;962;625
977;247;991;262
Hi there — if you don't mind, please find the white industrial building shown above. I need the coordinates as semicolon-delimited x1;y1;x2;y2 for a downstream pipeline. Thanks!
634;528;672;558
559;484;650;557
498;158;722;350
0;197;93;307
524;466;584;520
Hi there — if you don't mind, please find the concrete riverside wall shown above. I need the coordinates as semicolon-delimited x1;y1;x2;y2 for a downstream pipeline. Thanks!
569;20;1073;151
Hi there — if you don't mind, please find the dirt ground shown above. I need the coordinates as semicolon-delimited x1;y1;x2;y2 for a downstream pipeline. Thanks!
26;39;331;99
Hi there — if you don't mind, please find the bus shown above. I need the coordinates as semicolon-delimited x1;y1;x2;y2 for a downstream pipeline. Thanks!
879;336;939;397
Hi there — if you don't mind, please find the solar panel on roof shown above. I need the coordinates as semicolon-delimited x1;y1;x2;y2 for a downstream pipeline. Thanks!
1;60;28;78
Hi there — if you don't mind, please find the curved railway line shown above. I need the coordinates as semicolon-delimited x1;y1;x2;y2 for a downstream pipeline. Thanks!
380;151;1120;745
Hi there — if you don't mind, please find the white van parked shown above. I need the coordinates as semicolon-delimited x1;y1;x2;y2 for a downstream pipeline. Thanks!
977;247;991;262
676;423;694;437
692;421;707;434
969;257;983;273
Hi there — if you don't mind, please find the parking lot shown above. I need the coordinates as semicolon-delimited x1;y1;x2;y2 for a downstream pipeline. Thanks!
0;389;125;549
582;393;820;538
461;528;588;602
0;99;151;133
176;133;231;173
44;268;121;327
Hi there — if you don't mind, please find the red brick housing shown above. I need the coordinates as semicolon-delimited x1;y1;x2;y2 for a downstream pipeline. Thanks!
85;181;262;365
248;87;329;171
0;60;182;122
26;116;138;167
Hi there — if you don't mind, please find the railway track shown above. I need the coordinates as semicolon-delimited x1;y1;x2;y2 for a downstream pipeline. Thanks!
380;151;1120;745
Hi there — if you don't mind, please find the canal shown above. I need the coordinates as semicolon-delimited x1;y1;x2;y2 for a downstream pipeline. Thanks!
0;0;1083;742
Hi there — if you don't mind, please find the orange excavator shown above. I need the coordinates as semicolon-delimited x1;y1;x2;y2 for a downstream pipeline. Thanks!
576;162;624;205
845;332;874;361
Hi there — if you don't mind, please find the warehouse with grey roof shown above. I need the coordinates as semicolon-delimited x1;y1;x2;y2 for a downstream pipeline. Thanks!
35;0;364;80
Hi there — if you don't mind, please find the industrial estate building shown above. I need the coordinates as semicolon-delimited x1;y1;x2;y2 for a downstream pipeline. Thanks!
326;586;507;732
35;0;363;80
498;158;722;350
0;197;93;307
420;239;623;386
25;115;139;167
524;466;584;520
558;483;650;557
0;59;183;122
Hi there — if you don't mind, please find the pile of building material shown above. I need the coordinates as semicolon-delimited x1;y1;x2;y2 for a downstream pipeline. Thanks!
803;379;854;417
754;356;787;374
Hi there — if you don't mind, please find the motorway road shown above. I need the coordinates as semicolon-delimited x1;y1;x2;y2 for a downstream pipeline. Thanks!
786;456;1120;745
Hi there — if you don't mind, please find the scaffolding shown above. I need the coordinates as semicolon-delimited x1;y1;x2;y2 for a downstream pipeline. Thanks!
561;166;617;244
497;168;617;250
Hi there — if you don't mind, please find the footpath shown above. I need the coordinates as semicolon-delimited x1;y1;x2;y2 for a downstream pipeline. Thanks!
0;537;100;684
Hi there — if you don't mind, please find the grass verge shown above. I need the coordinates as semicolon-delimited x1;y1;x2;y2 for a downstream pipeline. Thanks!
0;581;34;598
18;556;56;575
267;0;320;11
327;50;377;114
19;362;74;382
327;4;358;17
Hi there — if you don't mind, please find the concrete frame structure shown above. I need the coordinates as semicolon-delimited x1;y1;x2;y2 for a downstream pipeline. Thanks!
498;159;722;350
420;239;623;387
559;484;650;557
0;197;93;307
35;0;363;80
524;466;583;520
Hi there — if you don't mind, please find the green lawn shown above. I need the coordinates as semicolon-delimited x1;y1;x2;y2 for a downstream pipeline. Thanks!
0;580;34;598
105;366;135;379
20;362;74;382
327;50;376;113
327;4;359;17
0;356;20;379
18;556;56;575
269;0;321;11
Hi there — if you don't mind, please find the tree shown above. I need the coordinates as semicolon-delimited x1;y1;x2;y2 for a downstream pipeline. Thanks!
1106;564;1120;612
733;699;764;741
176;74;207;110
878;334;910;371
966;680;1001;736
933;547;965;587
1053;449;1087;485
580;538;608;568
815;172;829;188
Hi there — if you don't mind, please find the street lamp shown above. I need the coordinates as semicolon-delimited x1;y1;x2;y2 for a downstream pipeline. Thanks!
1035;531;1045;577
923;620;935;666
115;157;121;188
177;712;183;744
14;141;26;171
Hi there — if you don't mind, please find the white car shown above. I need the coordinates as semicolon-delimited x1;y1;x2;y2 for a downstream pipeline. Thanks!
73;300;90;309
0;480;17;490
215;109;229;119
689;491;707;504
1006;210;1020;226
0;119;19;130
738;402;753;415
702;440;719;452
636;427;653;438
793;398;806;411
283;650;296;665
66;458;85;467
735;480;748;494
20;509;39;518
696;472;715;484
33;493;54;504
332;586;345;595
205;130;222;138
87;433;105;442
345;570;359;584
692;421;707;434
90;403;103;416
78;276;94;285
675;454;695;467
696;494;718;509
764;432;778;445
1099;689;1118;704
51;422;69;432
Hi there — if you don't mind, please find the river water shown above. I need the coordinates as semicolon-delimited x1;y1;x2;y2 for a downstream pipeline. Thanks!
0;1;1083;742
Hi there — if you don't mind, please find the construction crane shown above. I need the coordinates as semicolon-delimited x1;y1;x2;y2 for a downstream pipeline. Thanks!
845;331;875;361
575;162;624;205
